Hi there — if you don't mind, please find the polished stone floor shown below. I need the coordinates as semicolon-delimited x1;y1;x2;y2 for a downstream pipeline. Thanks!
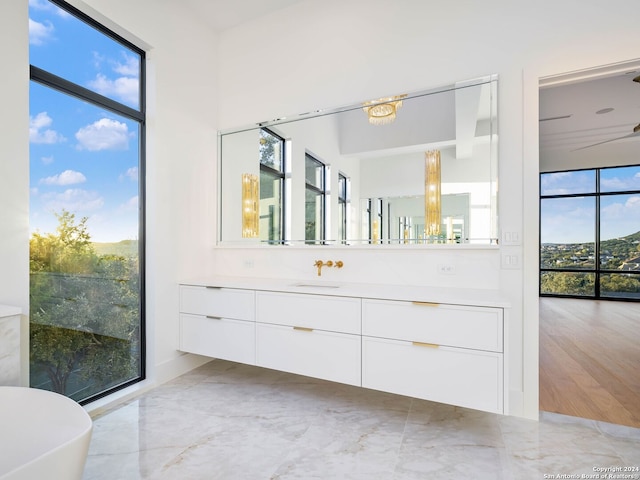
83;360;640;480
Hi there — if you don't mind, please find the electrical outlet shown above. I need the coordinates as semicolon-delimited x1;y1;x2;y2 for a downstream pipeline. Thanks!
243;259;254;269
437;264;456;275
501;254;520;269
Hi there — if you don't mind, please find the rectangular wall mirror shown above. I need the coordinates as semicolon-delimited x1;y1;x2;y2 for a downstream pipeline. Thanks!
218;75;499;246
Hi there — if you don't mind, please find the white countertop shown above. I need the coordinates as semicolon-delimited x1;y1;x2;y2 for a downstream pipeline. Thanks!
0;304;21;318
180;276;510;308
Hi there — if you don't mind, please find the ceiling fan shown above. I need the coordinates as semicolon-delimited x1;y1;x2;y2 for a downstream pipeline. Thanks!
572;74;640;151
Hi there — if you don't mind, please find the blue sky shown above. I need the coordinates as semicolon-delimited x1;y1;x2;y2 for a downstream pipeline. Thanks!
540;167;640;244
29;0;140;243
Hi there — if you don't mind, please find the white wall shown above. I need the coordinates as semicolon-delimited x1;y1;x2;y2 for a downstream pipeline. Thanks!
0;0;29;386
216;0;640;419
0;1;29;322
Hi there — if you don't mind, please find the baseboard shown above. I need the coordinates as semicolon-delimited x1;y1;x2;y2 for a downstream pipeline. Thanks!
155;352;212;385
508;388;531;419
85;352;212;417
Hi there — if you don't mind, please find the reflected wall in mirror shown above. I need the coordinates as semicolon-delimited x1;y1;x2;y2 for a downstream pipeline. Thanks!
219;75;498;246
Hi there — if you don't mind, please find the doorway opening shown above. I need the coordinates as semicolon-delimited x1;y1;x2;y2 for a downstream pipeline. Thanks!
538;60;640;428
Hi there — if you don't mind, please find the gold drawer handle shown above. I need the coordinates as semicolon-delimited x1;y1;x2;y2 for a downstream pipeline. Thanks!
411;301;439;307
412;341;439;348
206;315;222;320
293;326;314;332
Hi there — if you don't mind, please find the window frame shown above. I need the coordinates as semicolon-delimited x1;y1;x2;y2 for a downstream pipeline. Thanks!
258;128;286;244
539;165;640;301
304;153;327;244
29;0;146;404
337;172;349;243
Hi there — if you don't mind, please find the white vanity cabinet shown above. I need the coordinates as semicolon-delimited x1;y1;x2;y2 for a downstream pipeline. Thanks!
178;279;508;415
361;299;504;414
179;286;256;365
255;292;361;386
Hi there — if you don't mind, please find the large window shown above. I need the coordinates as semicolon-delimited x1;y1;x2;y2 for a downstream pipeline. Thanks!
259;128;285;244
305;153;327;243
29;0;145;403
540;166;640;299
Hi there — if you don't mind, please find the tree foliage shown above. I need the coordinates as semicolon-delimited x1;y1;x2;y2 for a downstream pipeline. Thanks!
30;210;140;400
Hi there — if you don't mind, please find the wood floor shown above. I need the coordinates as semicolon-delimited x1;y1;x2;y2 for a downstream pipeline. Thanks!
539;297;640;428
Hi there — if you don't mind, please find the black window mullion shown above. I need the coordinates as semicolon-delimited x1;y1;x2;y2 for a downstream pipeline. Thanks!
30;65;144;122
595;170;601;297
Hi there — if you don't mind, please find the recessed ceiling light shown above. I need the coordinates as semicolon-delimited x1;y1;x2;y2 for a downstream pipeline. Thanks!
596;108;614;114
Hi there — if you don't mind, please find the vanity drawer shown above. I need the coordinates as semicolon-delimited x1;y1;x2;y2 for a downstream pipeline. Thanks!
180;313;256;364
362;299;502;352
362;336;503;414
180;285;255;321
256;291;360;334
256;323;361;386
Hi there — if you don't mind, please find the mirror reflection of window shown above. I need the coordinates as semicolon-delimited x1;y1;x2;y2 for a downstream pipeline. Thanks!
305;153;326;244
338;173;349;243
259;129;285;244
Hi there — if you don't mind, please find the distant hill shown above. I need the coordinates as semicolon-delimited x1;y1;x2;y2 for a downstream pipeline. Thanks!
93;240;138;257
541;231;640;269
601;230;640;247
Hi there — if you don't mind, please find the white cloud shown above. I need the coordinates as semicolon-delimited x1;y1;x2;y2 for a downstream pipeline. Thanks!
92;51;105;70
87;52;140;106
113;53;140;77
119;196;139;212
29;18;55;46
121;167;138;182
541;170;594;195
30;112;66;144
75;118;130;151
41;156;54;165
40;169;87;186
28;0;49;9
626;195;640;208
41;188;104;212
31;111;52;129
29;0;71;17
601;174;640;192
88;73;139;106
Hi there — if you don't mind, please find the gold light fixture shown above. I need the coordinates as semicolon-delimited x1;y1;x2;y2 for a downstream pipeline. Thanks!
241;173;259;238
425;150;441;236
362;94;407;125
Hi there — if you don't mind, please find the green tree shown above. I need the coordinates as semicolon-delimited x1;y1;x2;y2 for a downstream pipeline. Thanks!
30;210;140;399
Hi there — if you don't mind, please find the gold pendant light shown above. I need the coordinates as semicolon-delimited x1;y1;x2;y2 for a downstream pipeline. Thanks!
425;150;441;236
241;173;259;238
362;94;407;125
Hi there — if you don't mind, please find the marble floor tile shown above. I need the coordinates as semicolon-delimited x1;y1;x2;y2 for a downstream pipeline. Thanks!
83;360;640;480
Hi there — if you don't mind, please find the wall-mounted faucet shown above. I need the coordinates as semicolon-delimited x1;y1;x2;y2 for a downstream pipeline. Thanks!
314;260;332;276
314;260;344;276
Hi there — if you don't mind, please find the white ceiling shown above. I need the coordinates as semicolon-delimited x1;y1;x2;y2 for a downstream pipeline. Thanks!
180;0;305;32
539;65;640;171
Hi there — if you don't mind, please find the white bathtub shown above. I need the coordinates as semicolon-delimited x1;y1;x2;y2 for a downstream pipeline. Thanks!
0;387;93;480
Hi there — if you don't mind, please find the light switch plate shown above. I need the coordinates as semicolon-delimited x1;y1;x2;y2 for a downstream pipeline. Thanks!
501;231;521;246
